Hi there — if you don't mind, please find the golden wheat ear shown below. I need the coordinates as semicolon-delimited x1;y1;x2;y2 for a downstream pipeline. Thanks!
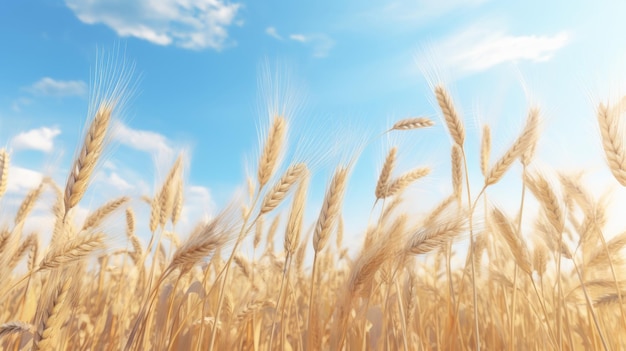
435;85;465;146
389;117;434;132
64;103;113;214
64;50;135;216
0;149;9;199
598;102;626;186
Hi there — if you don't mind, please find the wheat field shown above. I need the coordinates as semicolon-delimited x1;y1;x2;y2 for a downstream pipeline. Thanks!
1;69;626;351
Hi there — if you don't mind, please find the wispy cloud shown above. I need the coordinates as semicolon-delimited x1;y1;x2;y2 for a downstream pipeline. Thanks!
11;97;32;112
265;26;282;40
105;172;134;191
182;185;215;223
265;26;334;58
289;33;334;58
6;166;43;194
289;34;307;43
112;121;175;163
26;77;87;97
65;0;242;50
425;25;570;74
11;126;62;153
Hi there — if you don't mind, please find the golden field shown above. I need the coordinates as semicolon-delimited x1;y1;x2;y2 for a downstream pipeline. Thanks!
1;72;626;351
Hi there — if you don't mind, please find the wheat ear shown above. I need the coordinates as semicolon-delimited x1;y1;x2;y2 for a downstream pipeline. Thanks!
524;171;564;235
451;144;463;204
491;207;532;275
0;149;9;199
376;147;397;200
284;171;309;254
171;176;184;225
65;103;113;212
167;211;234;275
389;117;435;131
158;155;183;228
38;233;106;271
597;102;626;186
533;241;548;277
15;182;45;225
408;212;467;255
384;167;431;198
480;125;491;177
258;116;286;188
435;85;465;146
0;321;32;339
313;167;348;253
32;277;72;351
8;233;37;272
485;107;540;187
260;163;306;216
82;196;129;231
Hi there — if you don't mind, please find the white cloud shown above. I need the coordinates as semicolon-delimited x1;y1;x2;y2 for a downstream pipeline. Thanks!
266;26;282;40
6;166;43;194
65;0;242;50
289;34;307;43
11;126;61;153
112;121;175;162
183;185;215;223
427;26;570;73
106;172;134;191
103;160;117;171
289;33;334;58
26;77;87;97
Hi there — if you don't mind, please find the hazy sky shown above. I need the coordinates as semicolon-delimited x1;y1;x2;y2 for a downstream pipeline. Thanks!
2;0;626;246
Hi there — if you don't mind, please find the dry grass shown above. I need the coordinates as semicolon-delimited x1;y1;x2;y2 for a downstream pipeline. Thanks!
3;77;626;351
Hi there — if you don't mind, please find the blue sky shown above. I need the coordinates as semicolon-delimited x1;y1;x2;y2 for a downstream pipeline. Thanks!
2;0;626;245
